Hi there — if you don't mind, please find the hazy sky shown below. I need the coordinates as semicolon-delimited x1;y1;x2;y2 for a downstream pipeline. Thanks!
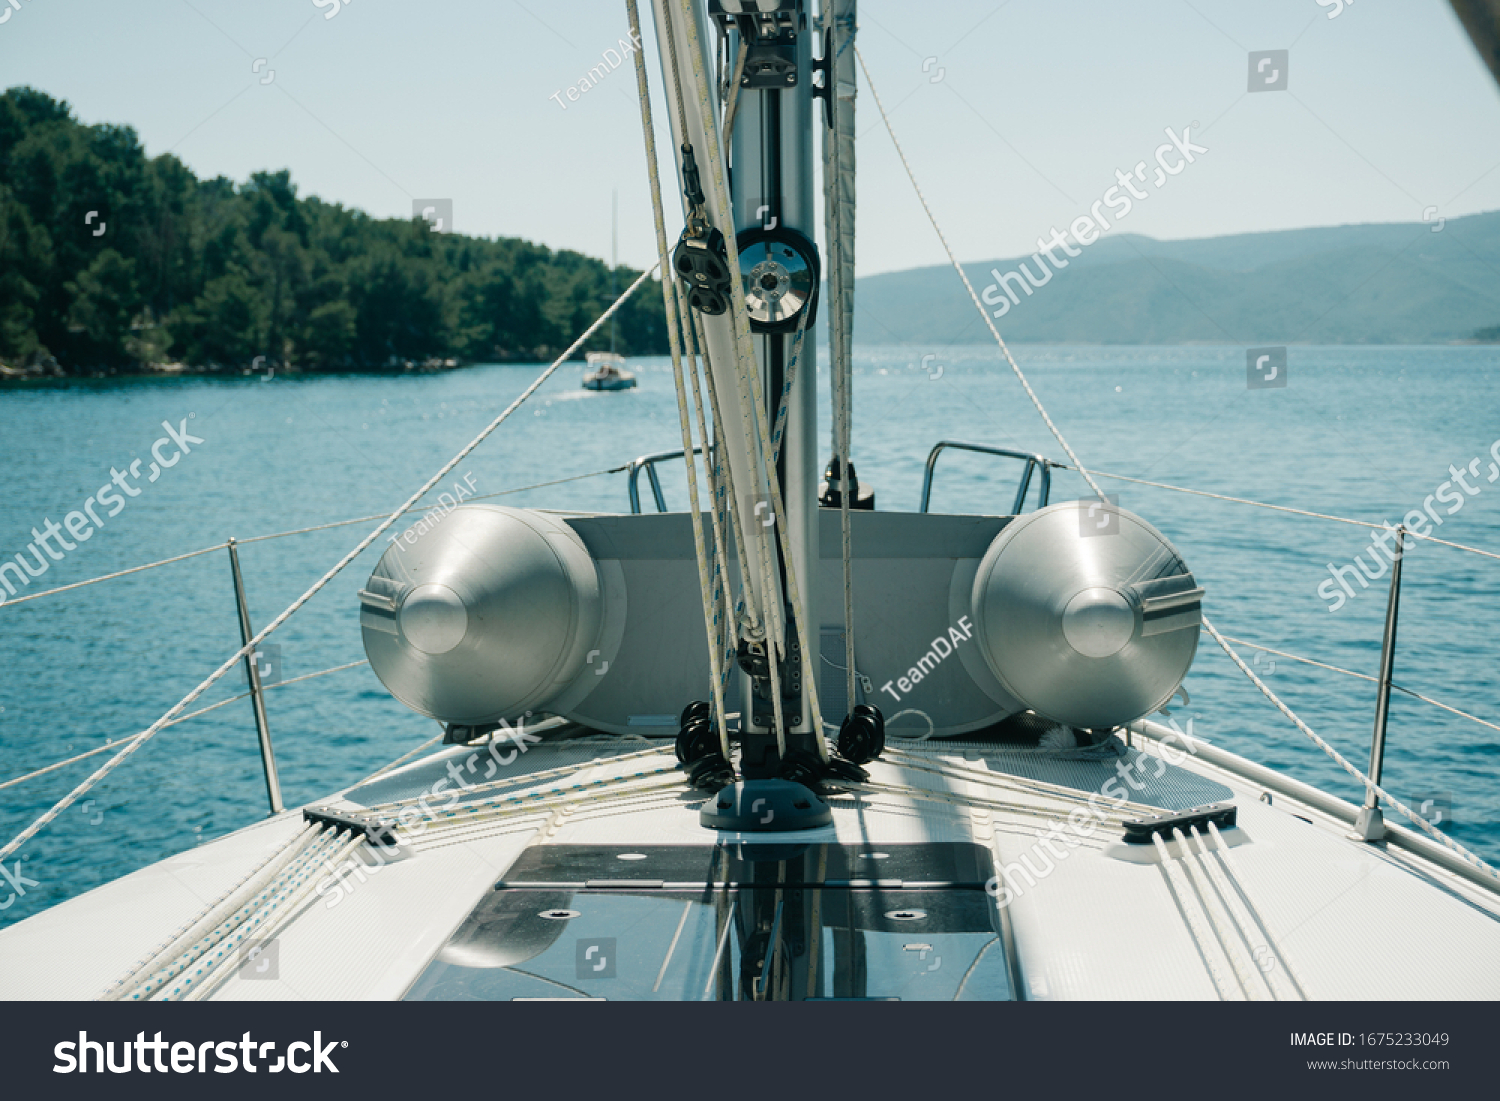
3;0;1497;276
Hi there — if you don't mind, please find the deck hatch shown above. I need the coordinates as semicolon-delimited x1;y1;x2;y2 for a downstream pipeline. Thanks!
406;843;1008;1001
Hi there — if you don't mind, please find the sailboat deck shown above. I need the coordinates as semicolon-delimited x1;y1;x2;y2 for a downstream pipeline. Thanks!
3;726;1496;1001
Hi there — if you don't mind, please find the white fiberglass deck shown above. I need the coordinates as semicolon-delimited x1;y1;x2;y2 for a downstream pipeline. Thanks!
2;726;1497;1001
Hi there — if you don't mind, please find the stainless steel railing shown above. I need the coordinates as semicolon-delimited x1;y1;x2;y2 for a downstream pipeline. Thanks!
626;447;707;514
918;441;1054;515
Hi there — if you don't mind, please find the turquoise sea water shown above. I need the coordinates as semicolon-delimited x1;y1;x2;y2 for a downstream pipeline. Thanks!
2;343;1498;929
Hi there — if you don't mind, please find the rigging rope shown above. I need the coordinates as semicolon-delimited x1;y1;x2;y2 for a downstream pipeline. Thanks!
1184;824;1286;1001
628;0;731;760
674;0;828;759
660;1;790;758
176;831;367;1002
1207;820;1310;999
1200;618;1499;880
1151;831;1239;999
663;3;782;662
17;453;1497;617
0;469;630;612
122;826;347;1001
1171;825;1260;1000
0;659;371;792
767;308;811;467
1057;464;1500;563
694;311;759;640
0;542;230;608
693;311;761;710
721;39;749;139
856;46;1500;884
1216;634;1500;737
680;302;741;698
853;45;1106;504
360;743;674;815
237;470;630;544
0;262;660;868
100;821;321;1000
881;745;1165;815
824;0;859;717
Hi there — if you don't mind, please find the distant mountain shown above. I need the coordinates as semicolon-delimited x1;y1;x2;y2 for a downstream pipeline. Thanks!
854;212;1500;345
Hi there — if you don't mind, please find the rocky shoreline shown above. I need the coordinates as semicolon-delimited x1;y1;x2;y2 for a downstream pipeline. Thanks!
0;356;472;382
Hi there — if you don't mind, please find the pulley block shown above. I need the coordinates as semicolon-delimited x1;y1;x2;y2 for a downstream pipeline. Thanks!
673;227;733;316
836;703;886;765
736;226;819;334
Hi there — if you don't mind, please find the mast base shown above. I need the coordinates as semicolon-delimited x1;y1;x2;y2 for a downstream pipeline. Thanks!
700;779;832;832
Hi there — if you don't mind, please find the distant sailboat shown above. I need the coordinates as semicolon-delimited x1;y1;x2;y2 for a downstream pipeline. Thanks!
582;350;636;390
583;189;637;392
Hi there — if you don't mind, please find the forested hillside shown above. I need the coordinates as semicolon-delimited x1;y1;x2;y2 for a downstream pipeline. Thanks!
0;87;666;375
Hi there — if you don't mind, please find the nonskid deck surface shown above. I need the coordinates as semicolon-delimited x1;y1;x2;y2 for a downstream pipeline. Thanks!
2;728;1497;1000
